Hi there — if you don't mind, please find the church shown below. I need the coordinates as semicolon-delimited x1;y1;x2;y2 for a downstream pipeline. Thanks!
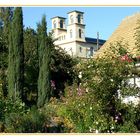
51;10;106;58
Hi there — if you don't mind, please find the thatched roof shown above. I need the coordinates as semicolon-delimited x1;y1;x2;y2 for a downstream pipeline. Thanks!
95;12;140;59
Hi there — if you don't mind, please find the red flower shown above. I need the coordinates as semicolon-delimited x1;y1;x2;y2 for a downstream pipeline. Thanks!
120;54;132;63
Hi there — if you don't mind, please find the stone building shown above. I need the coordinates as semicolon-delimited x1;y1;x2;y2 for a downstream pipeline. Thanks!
51;10;106;58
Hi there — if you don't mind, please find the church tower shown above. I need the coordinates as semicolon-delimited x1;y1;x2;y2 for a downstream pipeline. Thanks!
67;10;86;42
51;16;66;40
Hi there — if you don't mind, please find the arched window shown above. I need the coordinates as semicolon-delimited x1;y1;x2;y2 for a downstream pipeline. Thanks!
79;47;82;53
60;20;63;28
70;29;72;38
79;29;82;38
53;20;56;28
77;14;81;23
70;15;74;24
90;47;94;56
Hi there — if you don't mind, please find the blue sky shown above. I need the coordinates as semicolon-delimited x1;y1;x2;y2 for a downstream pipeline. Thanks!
22;7;140;40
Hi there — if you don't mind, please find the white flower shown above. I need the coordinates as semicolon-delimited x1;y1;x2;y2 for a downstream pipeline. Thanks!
78;74;82;79
110;79;113;82
133;54;136;58
89;127;92;132
111;126;114;129
95;130;99;133
78;72;82;79
96;121;99;125
88;65;91;68
90;107;92;110
86;88;89;93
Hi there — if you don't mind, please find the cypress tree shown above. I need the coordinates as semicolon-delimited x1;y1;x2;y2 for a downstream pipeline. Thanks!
8;22;14;97
37;15;51;108
8;7;24;99
0;7;13;97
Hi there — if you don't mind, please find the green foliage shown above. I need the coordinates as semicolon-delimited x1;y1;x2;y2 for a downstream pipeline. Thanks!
37;15;51;108
23;27;38;105
0;7;13;97
23;27;77;105
4;106;48;133
8;7;24;100
0;92;50;133
1;7;140;133
50;45;78;97
0;92;26;132
21;107;48;133
4;99;26;133
53;42;140;133
0;92;5;121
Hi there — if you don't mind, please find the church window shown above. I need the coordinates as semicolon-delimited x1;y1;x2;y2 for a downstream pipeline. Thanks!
79;29;82;38
60;20;63;28
70;15;74;24
70;29;72;38
90;47;94;56
77;14;81;23
79;47;82;53
53;20;56;28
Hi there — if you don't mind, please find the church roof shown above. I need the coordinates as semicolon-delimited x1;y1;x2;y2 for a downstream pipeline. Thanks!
51;16;66;19
67;10;84;14
95;12;140;58
85;37;106;45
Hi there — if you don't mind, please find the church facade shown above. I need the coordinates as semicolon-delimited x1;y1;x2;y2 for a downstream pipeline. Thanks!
51;10;106;58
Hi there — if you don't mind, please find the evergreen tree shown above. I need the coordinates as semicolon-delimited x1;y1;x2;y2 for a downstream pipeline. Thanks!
37;15;51;108
8;7;24;100
0;7;13;96
23;27;38;105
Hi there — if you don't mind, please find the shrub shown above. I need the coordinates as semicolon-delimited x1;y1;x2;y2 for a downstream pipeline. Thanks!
52;42;140;133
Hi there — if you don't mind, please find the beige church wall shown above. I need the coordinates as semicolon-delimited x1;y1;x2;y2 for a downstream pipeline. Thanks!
76;42;99;58
51;17;66;29
58;41;77;57
52;29;67;40
68;11;84;25
54;31;67;45
75;25;86;42
67;24;77;42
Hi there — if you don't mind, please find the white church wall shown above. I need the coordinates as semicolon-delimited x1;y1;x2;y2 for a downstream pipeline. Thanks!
76;42;99;58
68;11;84;25
75;25;86;42
54;31;67;45
120;77;140;105
58;41;77;57
67;25;77;42
51;10;105;58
